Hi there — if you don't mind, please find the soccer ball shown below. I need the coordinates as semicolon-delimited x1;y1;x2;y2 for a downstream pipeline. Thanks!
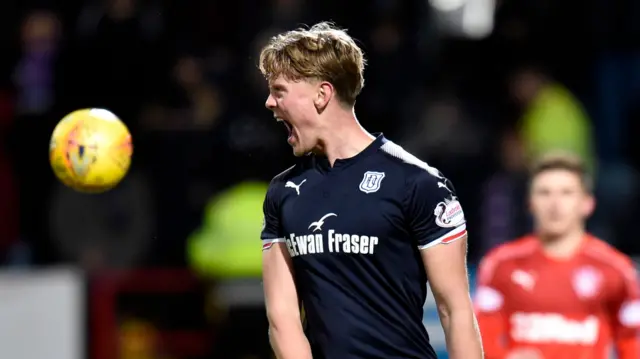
49;108;133;193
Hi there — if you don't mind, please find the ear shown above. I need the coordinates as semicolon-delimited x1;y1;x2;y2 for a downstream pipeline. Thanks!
582;194;595;218
314;81;334;112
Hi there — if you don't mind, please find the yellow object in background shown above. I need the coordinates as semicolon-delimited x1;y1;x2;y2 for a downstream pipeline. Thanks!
187;181;268;278
520;84;595;171
49;108;133;193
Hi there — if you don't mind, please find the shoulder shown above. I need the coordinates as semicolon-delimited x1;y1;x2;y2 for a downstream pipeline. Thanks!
265;159;315;204
265;164;299;204
375;140;448;199
270;164;298;186
583;237;638;282
478;237;539;283
375;141;467;221
268;160;310;189
376;140;444;183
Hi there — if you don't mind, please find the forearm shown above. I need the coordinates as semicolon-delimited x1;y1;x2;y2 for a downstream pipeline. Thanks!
269;322;313;359
441;308;484;359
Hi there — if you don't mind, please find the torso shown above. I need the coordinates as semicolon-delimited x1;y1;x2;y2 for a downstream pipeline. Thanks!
263;135;462;358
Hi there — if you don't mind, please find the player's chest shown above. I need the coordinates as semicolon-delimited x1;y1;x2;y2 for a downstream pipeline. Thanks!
502;260;612;313
279;171;406;259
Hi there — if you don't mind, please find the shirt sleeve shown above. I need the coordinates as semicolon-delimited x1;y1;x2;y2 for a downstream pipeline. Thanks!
611;259;640;359
261;181;286;251
405;172;467;250
474;251;509;359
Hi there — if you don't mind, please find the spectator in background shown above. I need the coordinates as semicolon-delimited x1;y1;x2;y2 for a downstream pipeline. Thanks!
509;67;637;245
509;67;632;244
14;10;60;116
510;66;595;170
187;182;270;359
479;126;530;255
12;9;63;264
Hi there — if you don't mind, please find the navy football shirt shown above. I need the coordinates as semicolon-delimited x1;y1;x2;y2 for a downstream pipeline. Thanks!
261;135;467;359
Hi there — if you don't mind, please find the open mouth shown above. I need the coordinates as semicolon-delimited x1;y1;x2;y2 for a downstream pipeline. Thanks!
276;117;293;140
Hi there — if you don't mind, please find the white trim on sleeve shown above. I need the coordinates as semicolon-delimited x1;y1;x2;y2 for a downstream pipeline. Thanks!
262;238;285;251
418;224;467;250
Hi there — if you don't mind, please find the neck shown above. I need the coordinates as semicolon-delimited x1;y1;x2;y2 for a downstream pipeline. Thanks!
539;229;586;259
317;108;375;166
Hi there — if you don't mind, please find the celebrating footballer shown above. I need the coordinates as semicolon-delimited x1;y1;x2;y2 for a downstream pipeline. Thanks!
258;22;483;359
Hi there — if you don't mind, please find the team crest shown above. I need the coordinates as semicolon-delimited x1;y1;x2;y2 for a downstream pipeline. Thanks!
572;266;602;299
434;197;465;228
359;171;385;194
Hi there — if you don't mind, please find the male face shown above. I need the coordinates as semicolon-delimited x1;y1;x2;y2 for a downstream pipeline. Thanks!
529;169;594;238
265;76;321;156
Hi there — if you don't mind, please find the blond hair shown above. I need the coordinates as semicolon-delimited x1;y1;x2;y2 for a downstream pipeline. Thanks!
259;22;366;106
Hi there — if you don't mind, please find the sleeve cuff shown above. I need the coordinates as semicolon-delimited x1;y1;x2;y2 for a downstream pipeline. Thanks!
418;224;467;250
262;237;285;251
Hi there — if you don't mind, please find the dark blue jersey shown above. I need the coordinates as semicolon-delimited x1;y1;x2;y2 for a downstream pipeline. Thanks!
261;135;467;359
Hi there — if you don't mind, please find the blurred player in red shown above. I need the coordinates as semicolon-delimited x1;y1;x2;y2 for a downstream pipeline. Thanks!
475;153;640;359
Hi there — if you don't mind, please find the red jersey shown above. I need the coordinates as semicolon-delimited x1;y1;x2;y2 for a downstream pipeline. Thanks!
475;235;640;359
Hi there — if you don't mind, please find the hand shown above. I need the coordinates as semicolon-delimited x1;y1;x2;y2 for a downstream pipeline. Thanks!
505;348;544;359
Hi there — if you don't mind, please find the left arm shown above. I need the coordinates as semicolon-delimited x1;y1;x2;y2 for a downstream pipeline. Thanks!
406;173;483;359
610;257;640;359
422;235;483;359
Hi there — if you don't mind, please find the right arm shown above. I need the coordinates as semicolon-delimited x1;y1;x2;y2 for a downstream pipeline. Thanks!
261;181;312;359
609;256;640;359
263;243;312;358
474;254;508;359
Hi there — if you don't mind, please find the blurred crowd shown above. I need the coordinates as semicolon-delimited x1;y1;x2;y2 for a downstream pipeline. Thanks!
1;0;640;356
2;0;639;267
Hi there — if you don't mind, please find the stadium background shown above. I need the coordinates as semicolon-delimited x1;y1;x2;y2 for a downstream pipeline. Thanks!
0;0;639;358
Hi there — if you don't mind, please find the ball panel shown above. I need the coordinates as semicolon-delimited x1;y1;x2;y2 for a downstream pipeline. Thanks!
49;108;133;193
50;111;83;187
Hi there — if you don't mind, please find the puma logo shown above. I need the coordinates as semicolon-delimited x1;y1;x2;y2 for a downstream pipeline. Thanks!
285;179;307;195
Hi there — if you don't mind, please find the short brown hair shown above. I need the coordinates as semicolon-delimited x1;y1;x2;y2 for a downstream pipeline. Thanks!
530;152;593;192
258;22;366;106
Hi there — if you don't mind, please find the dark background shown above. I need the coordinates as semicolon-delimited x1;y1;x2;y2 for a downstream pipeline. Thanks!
1;0;639;358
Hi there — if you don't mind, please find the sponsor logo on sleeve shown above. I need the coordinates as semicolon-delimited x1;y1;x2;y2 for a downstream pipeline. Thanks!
619;299;640;327
434;198;465;228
